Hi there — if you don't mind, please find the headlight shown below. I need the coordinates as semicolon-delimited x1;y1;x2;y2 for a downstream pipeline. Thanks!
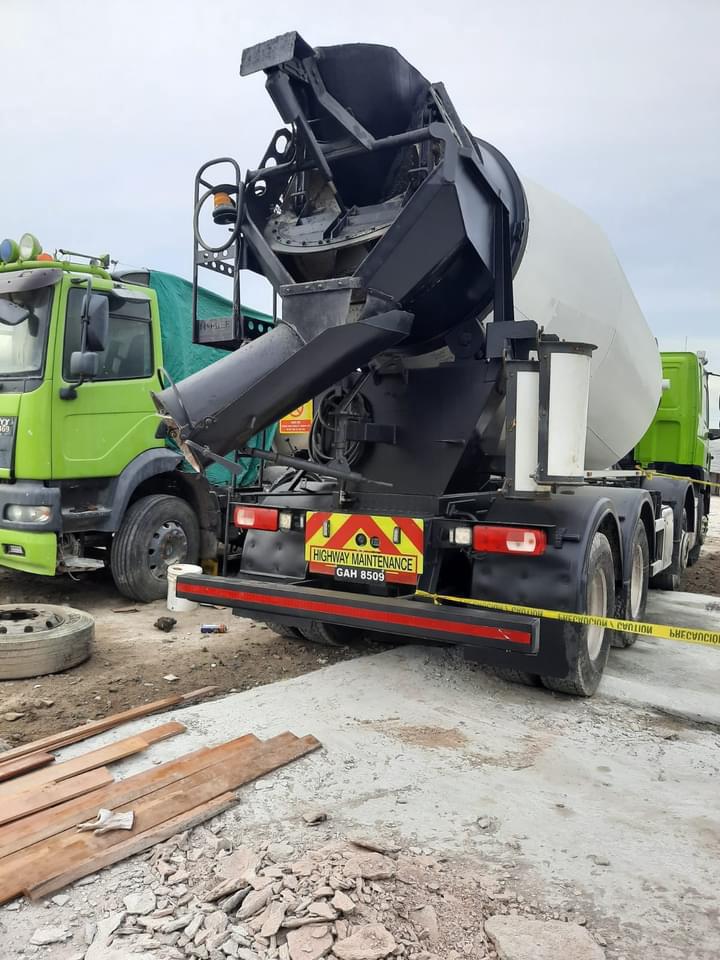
4;504;51;523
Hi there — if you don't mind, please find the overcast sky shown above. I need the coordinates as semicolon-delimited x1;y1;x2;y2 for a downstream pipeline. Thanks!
2;0;719;423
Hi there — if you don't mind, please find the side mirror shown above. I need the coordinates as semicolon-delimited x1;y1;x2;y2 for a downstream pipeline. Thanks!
69;351;99;379
86;294;109;352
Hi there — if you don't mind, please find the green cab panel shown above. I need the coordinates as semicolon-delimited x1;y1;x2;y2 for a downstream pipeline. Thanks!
0;381;55;479
635;352;709;470
50;278;164;479
0;529;57;576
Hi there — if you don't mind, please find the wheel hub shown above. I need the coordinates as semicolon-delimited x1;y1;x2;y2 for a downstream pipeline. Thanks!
148;520;188;581
0;606;63;636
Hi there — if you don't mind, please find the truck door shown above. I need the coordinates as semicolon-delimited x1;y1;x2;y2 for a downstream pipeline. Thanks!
52;286;161;479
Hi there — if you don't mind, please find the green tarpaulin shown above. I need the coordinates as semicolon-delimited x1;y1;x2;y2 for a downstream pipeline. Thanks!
148;270;276;487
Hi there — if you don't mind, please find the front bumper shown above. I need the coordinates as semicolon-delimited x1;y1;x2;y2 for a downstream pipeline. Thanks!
0;528;57;576
176;574;547;665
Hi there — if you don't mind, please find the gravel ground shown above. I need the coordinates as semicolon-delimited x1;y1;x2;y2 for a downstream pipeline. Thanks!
0;568;377;747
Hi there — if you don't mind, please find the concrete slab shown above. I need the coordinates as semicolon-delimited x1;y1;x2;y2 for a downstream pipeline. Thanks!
603;590;720;723
62;634;719;960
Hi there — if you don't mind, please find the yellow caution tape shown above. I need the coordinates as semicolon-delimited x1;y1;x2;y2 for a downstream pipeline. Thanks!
640;469;720;490
414;589;720;649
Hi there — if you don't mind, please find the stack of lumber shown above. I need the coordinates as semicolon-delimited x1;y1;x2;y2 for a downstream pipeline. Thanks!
0;687;320;903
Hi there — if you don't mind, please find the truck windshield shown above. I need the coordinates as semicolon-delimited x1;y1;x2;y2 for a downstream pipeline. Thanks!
0;286;52;378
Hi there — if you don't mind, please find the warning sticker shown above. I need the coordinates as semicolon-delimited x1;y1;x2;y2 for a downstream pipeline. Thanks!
305;512;425;584
280;401;313;435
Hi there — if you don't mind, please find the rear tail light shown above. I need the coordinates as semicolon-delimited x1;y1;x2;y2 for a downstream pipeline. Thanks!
233;506;278;531
472;525;547;556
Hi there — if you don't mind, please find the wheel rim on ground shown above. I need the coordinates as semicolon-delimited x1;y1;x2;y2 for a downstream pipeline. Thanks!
629;541;645;619
586;565;608;660
0;607;63;635
148;520;188;582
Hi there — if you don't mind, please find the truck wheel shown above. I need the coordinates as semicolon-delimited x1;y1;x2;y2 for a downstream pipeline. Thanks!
299;621;365;647
111;495;200;602
491;667;542;687
0;604;93;679
612;519;649;648
258;620;305;641
687;499;707;566
542;531;615;697
652;509;688;591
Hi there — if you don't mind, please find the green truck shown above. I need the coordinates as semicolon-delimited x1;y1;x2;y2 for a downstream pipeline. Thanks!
635;350;717;577
0;233;274;600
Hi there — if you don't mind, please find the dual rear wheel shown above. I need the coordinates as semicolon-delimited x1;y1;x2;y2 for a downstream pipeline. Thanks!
500;522;650;697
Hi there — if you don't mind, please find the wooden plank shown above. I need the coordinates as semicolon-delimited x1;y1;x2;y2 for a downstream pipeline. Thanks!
0;734;259;861
0;753;55;783
0;768;114;829
0;722;185;800
28;792;237;900
0;733;320;903
0;687;217;765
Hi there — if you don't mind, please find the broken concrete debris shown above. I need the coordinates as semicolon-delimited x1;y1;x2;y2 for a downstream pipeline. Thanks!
333;922;397;959
24;828;608;960
30;925;71;945
484;915;606;960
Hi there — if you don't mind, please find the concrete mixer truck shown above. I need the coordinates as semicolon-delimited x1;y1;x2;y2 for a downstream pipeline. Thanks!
155;32;712;695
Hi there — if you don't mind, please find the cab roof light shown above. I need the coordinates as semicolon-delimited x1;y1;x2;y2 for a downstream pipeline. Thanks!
0;238;19;263
18;232;42;261
472;525;547;556
233;505;278;531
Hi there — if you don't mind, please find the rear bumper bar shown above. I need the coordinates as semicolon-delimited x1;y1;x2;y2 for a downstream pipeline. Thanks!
176;575;541;653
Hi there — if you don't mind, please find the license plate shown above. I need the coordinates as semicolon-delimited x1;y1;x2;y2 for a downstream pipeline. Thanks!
305;512;424;585
334;565;385;583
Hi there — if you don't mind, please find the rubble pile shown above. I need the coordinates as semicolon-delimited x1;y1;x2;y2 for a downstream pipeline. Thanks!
79;827;535;960
25;824;607;959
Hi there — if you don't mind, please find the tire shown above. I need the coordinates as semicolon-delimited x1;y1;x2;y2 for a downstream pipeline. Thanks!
491;666;542;687
612;519;649;648
258;620;305;641
0;604;93;679
111;495;200;603
652;509;688;591
542;532;615;697
299;620;365;647
687;497;706;566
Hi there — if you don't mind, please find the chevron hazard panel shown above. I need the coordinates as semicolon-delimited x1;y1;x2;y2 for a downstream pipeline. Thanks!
305;512;425;585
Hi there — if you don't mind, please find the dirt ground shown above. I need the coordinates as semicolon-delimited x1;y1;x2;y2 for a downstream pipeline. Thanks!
684;500;720;594
0;567;376;747
1;498;718;747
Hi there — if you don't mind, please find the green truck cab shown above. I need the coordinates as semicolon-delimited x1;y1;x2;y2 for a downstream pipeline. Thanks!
635;350;716;569
0;234;272;600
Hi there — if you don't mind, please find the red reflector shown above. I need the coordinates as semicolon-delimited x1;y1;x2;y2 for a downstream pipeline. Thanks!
233;506;278;531
472;525;547;556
